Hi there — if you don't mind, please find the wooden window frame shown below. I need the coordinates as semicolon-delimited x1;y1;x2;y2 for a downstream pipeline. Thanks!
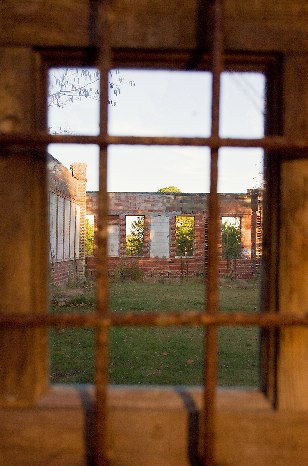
1;1;308;465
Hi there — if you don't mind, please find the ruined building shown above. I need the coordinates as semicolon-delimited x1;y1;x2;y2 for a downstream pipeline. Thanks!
48;156;86;285
86;190;263;280
48;155;262;285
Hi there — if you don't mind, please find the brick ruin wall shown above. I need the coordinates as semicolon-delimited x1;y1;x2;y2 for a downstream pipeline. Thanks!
48;155;86;286
86;191;262;280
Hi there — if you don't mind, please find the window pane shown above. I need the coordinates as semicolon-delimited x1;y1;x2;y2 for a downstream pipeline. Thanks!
48;67;99;136
217;72;265;386
50;327;95;384
108;69;212;137
48;67;99;385
109;327;203;385
220;72;265;138
218;327;260;386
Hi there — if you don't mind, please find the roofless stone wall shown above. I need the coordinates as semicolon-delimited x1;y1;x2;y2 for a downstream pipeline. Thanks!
86;191;262;280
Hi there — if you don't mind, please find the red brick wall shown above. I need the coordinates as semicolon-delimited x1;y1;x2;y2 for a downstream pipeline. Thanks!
71;162;87;277
50;260;83;286
48;155;86;286
86;191;263;280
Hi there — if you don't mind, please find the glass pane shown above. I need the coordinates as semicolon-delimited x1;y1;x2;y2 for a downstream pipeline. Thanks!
218;327;260;386
48;67;99;136
108;145;210;192
106;145;209;284
217;72;265;387
109;327;203;385
220;72;265;138
48;67;100;385
108;69;212;137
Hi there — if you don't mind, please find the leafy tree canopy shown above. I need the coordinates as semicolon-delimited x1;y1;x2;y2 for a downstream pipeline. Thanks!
158;186;181;193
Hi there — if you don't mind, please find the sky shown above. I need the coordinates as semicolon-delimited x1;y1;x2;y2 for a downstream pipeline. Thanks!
48;69;265;193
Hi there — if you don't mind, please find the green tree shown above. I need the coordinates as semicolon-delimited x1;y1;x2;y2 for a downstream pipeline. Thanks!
221;221;241;259
85;218;94;256
176;216;194;257
158;186;181;193
126;216;145;256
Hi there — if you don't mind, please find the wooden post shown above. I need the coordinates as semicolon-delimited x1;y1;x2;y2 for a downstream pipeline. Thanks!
277;55;308;410
0;49;48;407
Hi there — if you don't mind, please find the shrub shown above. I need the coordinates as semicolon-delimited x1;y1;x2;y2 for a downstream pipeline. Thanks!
113;261;144;281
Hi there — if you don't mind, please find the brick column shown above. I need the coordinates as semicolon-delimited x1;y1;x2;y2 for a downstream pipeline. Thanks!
71;163;87;279
169;216;176;258
194;214;205;258
143;215;151;257
241;214;252;259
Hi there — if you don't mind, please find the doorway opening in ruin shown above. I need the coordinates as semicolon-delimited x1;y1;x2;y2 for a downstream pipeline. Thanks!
47;65;265;387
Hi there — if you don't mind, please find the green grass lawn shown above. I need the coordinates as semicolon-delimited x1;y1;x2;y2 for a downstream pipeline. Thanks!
49;279;260;386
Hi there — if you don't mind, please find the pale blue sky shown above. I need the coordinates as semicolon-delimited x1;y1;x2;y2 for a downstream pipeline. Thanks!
48;69;264;192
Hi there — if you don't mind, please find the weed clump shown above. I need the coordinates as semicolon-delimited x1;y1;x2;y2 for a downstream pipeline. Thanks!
113;261;144;282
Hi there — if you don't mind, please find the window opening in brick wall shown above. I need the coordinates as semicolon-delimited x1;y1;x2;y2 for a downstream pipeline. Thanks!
221;217;241;260
125;215;145;256
175;215;195;257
